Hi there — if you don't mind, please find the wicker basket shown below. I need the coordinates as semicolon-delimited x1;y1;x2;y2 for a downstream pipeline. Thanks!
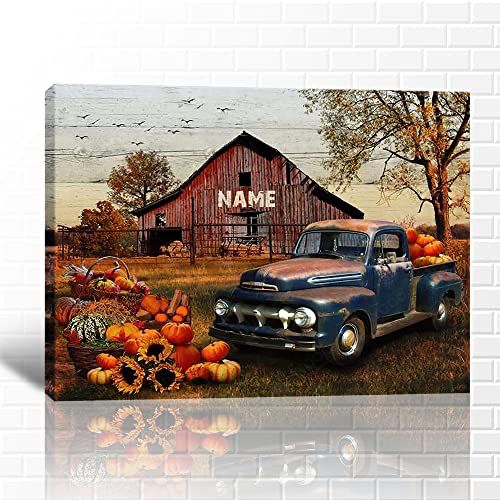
68;343;124;378
69;256;144;310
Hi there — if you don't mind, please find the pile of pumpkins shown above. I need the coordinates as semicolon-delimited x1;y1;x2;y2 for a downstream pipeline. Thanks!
136;294;189;327
406;228;453;268
87;321;241;387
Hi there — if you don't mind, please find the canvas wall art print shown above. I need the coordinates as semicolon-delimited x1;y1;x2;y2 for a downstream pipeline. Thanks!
45;85;470;400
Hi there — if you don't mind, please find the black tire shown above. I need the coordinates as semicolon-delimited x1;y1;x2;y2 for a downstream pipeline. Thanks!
322;316;366;367
430;298;450;331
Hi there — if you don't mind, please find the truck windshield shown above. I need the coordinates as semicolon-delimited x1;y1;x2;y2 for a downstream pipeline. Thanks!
294;231;369;260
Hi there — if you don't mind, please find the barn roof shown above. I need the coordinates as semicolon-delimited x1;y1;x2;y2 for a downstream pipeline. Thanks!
132;131;363;218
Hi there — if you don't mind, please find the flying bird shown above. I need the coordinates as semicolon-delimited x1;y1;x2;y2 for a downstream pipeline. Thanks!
168;129;180;134
133;120;145;126
131;141;144;146
88;119;100;126
181;98;195;104
75;135;88;140
181;119;193;125
77;114;90;119
196;103;204;109
144;126;154;132
112;123;126;127
217;107;234;112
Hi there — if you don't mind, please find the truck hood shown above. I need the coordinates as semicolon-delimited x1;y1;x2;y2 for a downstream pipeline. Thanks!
240;257;367;292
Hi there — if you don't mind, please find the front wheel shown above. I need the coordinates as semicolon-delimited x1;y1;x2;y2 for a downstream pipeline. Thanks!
430;299;450;331
322;316;366;367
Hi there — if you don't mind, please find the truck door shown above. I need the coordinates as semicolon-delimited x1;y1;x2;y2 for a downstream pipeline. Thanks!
371;231;412;318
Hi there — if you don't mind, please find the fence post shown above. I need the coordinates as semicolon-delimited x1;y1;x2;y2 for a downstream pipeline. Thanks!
190;197;196;265
268;224;273;262
61;226;65;260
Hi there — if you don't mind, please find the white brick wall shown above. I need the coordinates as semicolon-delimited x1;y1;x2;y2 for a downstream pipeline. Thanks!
0;0;499;498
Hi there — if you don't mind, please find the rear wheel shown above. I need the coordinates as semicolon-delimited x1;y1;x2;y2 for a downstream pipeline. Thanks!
430;299;450;331
323;316;366;367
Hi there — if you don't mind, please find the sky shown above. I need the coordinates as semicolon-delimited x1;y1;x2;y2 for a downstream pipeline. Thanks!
45;84;468;228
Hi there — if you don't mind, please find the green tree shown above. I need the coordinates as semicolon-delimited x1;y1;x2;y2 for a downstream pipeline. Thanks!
107;150;179;212
72;200;138;257
301;90;470;241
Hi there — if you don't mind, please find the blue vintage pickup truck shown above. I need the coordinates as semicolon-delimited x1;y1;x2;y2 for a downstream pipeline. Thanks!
209;220;463;366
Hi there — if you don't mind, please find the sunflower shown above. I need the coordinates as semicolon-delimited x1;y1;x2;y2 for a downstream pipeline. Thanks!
137;337;173;364
147;406;183;438
112;357;145;395
147;363;183;393
110;405;145;445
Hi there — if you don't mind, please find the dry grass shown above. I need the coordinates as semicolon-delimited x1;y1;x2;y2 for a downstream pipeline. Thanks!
52;248;469;400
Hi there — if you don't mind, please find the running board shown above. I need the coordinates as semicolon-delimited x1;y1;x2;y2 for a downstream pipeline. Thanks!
374;311;433;338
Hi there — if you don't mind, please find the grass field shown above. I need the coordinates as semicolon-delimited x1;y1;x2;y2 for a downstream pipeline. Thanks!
53;246;469;400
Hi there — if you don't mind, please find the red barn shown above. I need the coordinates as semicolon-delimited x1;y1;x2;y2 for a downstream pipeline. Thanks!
133;131;363;256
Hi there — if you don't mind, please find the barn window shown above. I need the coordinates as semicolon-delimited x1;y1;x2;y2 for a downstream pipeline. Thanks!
239;172;252;187
155;212;166;227
246;215;258;237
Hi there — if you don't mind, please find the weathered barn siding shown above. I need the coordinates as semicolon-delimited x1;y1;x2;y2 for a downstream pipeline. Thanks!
135;132;362;255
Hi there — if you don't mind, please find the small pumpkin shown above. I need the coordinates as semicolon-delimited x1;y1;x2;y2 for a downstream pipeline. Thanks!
170;344;201;371
201;341;230;362
87;367;113;385
106;322;141;343
159;296;169;313
175;305;189;318
86;415;111;434
161;323;194;345
140;329;161;343
206;359;241;383
54;296;82;326
409;242;423;261
416;233;435;247
185;362;211;383
171;314;184;323
140;295;162;316
202;434;230;456
96;353;118;370
155;313;168;323
124;338;141;355
406;228;418;245
423;240;445;257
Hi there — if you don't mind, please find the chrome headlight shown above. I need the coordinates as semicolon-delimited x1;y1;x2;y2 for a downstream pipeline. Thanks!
294;307;316;328
215;299;230;317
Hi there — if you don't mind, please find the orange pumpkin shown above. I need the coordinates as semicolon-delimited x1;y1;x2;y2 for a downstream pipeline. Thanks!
423;240;443;257
206;359;241;383
124;338;141;355
171;314;184;323
175;305;189;317
96;353;118;369
155;313;168;323
409;243;423;261
416;234;435;247
106;322;141;343
170;344;201;371
140;295;162;316
185;362;211;383
161;323;194;345
406;228;418;245
139;329;161;344
201;341;230;362
54;296;81;326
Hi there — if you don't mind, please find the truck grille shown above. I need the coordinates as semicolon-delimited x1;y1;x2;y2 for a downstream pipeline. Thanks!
230;302;295;329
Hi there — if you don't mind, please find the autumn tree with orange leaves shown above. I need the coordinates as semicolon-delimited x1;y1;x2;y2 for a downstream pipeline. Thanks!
301;90;470;241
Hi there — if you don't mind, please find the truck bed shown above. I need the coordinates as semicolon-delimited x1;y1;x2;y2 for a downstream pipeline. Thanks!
412;260;456;277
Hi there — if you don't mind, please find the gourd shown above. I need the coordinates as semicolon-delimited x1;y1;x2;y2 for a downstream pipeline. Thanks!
96;353;118;370
140;295;163;316
54;297;83;326
105;322;140;343
170;344;201;371
87;367;113;385
185;363;211;383
201;341;230;362
206;359;241;383
67;313;110;343
161;323;194;345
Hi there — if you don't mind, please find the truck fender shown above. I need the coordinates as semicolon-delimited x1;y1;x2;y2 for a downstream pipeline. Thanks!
333;287;378;340
416;271;462;313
